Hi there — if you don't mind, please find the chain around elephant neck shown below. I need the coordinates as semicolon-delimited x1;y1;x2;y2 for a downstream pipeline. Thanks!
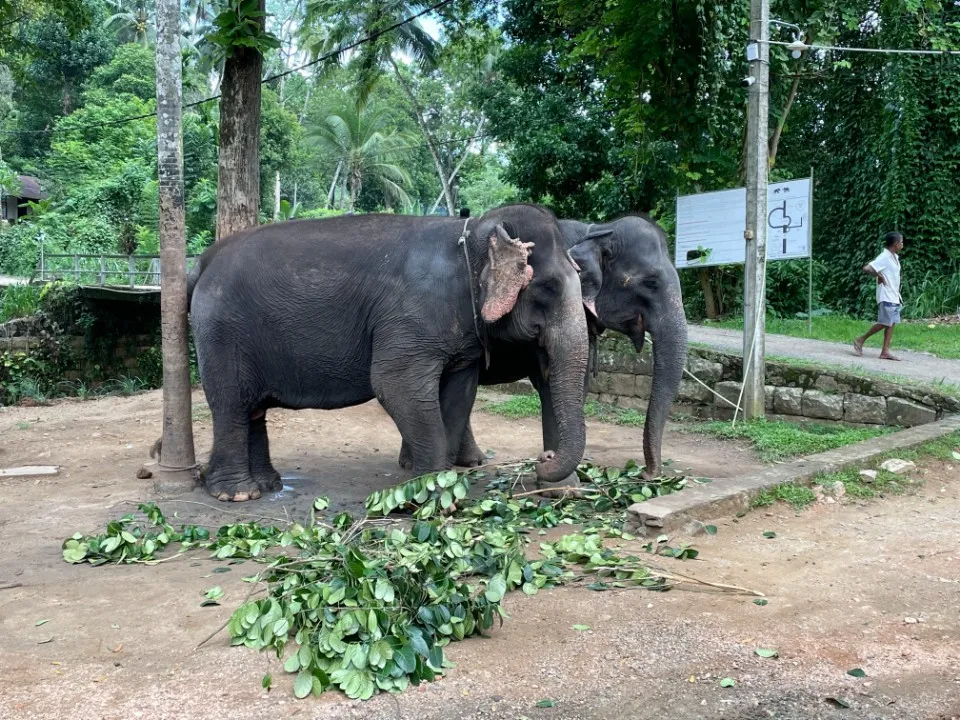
458;217;490;368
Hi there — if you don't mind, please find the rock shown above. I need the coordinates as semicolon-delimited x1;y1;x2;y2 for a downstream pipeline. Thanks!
886;397;937;427
616;395;646;412
801;390;844;420
765;385;775;413
677;379;712;404
880;458;917;474
813;375;840;393
713;381;742;411
635;375;653;398
904;617;918;624
686;356;723;384
859;469;878;482
136;466;153;480
608;373;639;397
844;394;887;425
773;387;804;416
824;481;846;500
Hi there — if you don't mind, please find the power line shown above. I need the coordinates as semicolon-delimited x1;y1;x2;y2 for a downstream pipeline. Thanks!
765;38;960;57
0;0;455;137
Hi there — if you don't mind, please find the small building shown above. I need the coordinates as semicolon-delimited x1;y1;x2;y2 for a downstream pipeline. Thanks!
1;175;47;224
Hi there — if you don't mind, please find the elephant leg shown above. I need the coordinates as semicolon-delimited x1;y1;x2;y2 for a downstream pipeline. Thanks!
248;411;282;493
454;419;486;467
373;359;448;476
398;439;414;470
205;405;261;502
438;366;482;466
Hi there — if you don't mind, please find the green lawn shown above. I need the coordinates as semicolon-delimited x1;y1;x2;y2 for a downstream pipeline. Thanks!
482;393;646;427
684;419;892;463
710;315;960;359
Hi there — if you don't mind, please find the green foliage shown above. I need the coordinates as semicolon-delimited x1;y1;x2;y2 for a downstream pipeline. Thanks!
751;484;817;511
207;0;281;58
458;156;518;214
688;419;891;463
65;460;691;699
482;394;645;427
713;315;960;360
0;284;42;321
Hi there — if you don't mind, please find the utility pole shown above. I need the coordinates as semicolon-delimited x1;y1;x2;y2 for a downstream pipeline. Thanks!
742;0;770;419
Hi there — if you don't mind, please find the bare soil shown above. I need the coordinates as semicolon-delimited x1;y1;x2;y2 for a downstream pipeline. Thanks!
0;391;958;720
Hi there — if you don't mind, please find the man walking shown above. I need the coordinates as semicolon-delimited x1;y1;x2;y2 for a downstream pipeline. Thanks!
853;231;904;361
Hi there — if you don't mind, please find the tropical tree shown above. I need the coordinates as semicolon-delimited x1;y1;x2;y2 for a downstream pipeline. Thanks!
302;0;459;213
105;0;156;46
154;0;197;491
308;102;412;212
207;0;280;239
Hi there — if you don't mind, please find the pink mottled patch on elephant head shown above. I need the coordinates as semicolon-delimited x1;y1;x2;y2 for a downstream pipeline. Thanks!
480;225;535;323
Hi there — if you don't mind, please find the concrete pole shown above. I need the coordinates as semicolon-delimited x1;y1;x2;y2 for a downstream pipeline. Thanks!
743;0;770;420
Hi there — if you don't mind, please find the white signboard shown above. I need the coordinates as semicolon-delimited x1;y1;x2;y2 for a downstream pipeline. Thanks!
674;178;812;268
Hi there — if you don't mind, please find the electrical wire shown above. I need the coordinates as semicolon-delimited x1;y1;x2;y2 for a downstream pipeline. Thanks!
0;0;455;137
764;38;960;57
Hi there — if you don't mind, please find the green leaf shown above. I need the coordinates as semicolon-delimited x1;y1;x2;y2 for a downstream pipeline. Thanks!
426;645;444;671
35;619;50;626
536;699;556;708
205;586;224;601
719;677;736;688
440;490;453;508
753;599;768;606
484;575;507;603
284;653;301;673
212;567;231;574
951;451;960;461
293;671;314;699
763;531;776;539
261;673;272;691
394;645;416;673
825;697;851;709
846;668;866;678
313;497;329;511
755;648;778;658
704;525;718;535
571;624;591;631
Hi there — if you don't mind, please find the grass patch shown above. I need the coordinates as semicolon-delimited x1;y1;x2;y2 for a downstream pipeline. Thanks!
710;315;960;359
752;483;817;510
685;419;892;462
482;393;646;427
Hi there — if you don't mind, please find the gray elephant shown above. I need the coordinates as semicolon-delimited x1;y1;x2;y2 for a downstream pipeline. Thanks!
398;214;687;479
185;204;589;501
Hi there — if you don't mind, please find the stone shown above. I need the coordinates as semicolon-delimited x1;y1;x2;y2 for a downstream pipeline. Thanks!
765;386;775;413
713;381;742;412
843;394;887;425
598;393;616;405
631;351;654;376
801;390;844;420
773;387;804;416
824;481;846;500
859;469;878;482
813;375;840;393
677;379;712;404
880;458;917;474
136;466;153;480
587;374;604;394
616;395;647;412
635;375;653;398
686;356;723;384
887;397;937;427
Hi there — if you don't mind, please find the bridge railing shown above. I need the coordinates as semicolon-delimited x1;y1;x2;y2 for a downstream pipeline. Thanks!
36;254;199;288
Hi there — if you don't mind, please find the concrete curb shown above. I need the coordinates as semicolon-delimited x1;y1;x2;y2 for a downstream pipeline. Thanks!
625;414;960;536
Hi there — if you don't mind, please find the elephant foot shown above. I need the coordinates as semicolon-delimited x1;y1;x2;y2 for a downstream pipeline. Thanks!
455;448;486;468
398;445;414;471
205;473;262;502
252;469;283;493
535;455;582;499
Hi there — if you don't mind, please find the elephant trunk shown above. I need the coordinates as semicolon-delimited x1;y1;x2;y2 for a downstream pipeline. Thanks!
536;283;589;483
641;294;688;477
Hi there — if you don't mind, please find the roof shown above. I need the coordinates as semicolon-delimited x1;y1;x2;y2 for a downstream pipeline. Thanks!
15;175;46;200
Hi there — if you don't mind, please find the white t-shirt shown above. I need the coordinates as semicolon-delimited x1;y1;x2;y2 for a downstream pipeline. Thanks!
869;249;901;305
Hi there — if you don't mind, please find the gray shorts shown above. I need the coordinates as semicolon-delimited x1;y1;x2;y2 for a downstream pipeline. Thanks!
878;302;901;326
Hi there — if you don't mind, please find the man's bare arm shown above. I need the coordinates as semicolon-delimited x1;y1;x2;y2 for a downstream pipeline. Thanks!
863;263;885;284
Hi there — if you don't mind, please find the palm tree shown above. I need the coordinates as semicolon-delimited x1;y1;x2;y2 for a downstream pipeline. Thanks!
106;0;157;46
308;102;412;213
154;0;197;491
302;0;457;214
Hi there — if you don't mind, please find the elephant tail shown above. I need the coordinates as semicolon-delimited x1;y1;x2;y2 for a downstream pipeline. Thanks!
186;259;203;312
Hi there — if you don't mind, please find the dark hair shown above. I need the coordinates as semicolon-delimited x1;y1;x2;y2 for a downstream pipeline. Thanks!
884;231;903;248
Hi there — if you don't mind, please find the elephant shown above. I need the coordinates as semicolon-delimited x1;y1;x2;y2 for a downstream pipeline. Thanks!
397;213;688;479
184;204;590;501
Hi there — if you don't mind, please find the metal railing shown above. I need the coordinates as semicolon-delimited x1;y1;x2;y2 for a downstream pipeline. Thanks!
35;253;199;288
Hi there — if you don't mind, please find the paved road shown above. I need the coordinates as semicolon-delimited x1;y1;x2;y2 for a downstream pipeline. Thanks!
688;325;960;386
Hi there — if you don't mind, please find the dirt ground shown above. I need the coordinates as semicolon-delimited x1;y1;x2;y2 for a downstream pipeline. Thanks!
1;390;958;720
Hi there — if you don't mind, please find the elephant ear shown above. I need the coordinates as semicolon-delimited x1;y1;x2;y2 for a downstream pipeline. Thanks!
569;238;604;318
480;225;535;323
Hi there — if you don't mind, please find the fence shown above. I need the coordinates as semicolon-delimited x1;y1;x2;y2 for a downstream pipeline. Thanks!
35;253;199;288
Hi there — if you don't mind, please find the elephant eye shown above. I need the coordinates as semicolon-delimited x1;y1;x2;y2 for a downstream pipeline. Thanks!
642;278;658;290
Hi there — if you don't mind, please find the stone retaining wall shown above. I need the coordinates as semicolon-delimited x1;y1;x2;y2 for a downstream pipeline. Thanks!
517;339;960;428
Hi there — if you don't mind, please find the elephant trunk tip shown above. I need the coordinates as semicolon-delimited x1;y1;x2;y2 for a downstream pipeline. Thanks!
535;450;580;484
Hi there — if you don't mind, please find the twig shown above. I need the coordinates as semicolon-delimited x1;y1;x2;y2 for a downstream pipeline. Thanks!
126;499;333;530
196;581;267;649
639;563;765;596
0;582;23;591
509;487;583;500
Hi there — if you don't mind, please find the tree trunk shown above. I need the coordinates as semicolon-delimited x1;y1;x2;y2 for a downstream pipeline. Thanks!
699;267;718;319
768;73;801;169
326;160;342;209
273;170;280;220
216;0;265;241
429;116;485;215
388;57;455;215
154;0;197;492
